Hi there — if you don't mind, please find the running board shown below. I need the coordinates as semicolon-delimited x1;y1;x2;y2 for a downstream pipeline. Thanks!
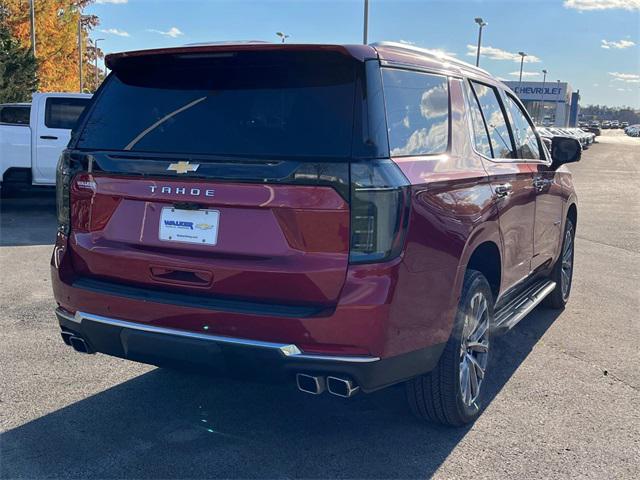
493;280;556;331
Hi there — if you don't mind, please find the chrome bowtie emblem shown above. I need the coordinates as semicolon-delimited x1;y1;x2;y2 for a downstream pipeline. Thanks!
167;161;200;174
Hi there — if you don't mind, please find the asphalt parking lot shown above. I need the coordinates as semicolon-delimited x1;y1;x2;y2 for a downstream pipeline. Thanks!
1;130;638;479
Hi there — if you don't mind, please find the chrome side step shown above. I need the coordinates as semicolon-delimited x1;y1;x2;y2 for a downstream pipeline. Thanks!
494;280;556;331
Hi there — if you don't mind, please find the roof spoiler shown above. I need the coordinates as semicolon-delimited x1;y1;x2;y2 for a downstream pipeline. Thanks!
105;43;378;70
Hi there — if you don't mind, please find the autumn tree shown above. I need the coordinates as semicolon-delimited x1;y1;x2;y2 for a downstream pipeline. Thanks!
3;0;102;93
0;6;38;102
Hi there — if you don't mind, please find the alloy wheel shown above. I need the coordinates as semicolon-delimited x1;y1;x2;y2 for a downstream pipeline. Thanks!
459;292;490;407
561;223;574;300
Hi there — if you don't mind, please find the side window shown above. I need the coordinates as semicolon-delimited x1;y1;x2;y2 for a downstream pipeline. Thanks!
0;106;31;125
469;81;514;159
504;94;541;160
45;98;89;129
382;69;449;156
464;82;493;158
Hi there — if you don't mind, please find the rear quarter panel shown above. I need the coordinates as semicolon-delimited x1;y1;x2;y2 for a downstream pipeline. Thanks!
383;77;501;357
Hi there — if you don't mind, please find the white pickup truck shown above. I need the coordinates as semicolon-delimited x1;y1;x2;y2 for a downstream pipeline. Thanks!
0;92;92;190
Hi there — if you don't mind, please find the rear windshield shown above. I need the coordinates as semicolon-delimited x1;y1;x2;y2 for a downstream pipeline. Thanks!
77;51;357;158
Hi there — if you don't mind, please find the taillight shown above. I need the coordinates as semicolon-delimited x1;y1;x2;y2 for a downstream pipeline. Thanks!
56;151;81;234
349;160;411;264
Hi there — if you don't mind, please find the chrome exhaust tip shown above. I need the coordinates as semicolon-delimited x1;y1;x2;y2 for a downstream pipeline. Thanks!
60;331;73;346
69;336;93;354
296;373;326;395
326;376;360;398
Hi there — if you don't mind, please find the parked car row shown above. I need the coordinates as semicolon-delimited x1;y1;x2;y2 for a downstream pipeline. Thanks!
579;120;629;129
538;126;595;149
624;124;640;137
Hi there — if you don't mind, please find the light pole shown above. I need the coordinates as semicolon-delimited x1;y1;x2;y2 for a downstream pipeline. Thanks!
474;17;487;67
275;32;290;43
518;51;527;89
77;15;90;92
555;80;561;126
539;69;547;124
94;38;104;90
363;0;369;45
29;0;36;57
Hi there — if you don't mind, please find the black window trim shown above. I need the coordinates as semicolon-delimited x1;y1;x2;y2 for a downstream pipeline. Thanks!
502;90;551;165
380;65;452;158
463;78;495;159
467;79;519;163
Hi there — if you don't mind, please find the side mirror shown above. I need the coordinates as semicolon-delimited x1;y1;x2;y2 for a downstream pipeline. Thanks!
551;136;581;169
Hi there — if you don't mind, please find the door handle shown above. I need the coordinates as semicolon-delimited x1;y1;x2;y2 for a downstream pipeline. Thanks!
40;135;58;140
533;178;550;191
494;183;512;198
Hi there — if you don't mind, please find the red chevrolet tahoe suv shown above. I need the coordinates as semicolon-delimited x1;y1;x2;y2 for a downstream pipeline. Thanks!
52;42;580;426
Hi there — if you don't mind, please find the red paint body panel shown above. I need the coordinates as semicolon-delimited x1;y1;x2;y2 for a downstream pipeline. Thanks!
69;175;350;306
52;42;577;381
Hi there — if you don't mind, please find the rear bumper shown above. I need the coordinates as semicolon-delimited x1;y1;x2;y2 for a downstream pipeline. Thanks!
56;308;445;393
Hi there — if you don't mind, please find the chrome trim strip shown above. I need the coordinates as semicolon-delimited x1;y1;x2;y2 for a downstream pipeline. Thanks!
55;308;380;364
494;280;556;331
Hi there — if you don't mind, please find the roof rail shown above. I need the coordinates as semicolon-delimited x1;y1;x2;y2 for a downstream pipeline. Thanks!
370;41;491;76
182;41;271;47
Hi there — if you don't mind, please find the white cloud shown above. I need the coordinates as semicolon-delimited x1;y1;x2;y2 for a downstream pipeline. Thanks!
147;27;184;38
616;87;633;92
508;71;541;78
96;0;128;4
399;39;415;45
420;85;449;118
609;72;640;83
564;0;640;11
593;83;599;87
466;45;541;63
601;39;636;49
100;28;130;37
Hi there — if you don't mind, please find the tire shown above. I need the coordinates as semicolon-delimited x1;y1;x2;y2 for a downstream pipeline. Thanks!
543;217;575;309
406;269;493;426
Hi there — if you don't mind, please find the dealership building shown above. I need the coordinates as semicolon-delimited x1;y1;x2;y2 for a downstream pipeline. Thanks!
505;81;580;127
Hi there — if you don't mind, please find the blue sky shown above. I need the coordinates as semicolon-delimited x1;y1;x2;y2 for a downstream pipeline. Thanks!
88;0;640;108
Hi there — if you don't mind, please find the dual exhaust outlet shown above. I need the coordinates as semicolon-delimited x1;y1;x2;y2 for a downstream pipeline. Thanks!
296;373;360;398
61;329;358;397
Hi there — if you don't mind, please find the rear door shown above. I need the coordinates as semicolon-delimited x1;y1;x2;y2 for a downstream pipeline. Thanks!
503;92;562;272
466;80;536;292
67;49;363;308
34;96;89;184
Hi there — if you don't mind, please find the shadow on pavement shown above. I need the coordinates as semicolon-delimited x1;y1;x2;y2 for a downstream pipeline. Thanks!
0;188;57;247
1;307;563;479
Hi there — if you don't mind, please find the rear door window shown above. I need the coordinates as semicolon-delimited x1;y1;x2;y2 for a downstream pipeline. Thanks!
504;94;541;160
465;82;493;157
382;69;449;156
77;51;357;158
45;98;90;129
469;81;514;159
0;106;30;125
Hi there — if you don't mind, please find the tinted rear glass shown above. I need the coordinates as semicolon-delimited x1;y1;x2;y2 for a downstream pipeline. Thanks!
0;106;30;125
382;69;449;156
45;98;90;129
77;51;357;158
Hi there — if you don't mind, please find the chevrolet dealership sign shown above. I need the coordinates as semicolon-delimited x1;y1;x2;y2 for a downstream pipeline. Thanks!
505;81;571;103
